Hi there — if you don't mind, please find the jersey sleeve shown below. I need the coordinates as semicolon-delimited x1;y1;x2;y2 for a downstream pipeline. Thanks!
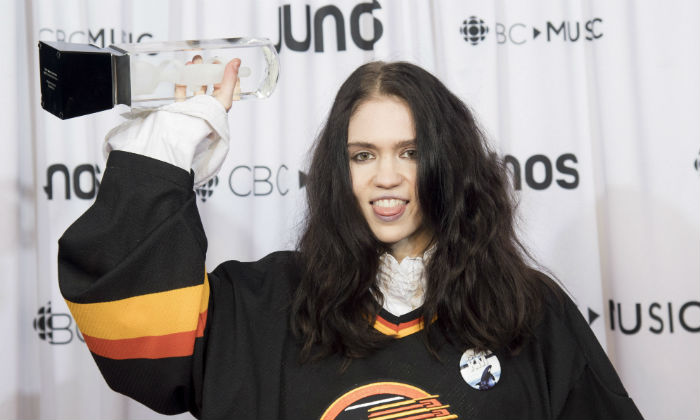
557;364;643;419
58;150;210;416
552;294;644;419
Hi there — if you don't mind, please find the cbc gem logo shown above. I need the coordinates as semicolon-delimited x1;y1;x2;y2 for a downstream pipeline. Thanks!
33;301;83;345
195;176;219;202
460;16;489;45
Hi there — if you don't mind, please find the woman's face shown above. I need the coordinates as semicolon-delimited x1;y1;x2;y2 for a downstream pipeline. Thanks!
347;95;432;261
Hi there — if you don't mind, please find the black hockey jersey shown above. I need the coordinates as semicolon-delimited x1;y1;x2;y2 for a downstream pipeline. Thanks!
58;151;643;419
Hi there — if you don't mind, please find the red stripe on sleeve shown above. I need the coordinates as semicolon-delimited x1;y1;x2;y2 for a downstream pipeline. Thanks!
84;329;198;360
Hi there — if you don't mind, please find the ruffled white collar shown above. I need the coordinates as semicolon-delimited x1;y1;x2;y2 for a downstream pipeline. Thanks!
376;246;435;317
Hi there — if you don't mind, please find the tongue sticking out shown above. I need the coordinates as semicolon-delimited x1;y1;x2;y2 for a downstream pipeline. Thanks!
372;200;407;219
374;204;403;216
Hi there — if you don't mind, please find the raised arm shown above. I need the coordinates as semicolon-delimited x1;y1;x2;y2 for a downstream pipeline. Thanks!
57;59;240;416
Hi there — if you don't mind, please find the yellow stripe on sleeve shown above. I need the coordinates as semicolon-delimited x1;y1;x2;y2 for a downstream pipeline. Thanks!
66;273;210;340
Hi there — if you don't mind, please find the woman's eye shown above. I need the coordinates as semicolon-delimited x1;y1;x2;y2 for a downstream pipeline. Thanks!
401;149;417;159
352;152;373;162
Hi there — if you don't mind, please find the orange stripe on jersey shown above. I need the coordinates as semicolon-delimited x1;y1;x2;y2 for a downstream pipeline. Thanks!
368;396;439;412
373;315;424;338
371;405;451;420
66;273;210;340
400;413;457;420
82;318;204;360
320;382;430;420
395;414;434;420
368;403;424;417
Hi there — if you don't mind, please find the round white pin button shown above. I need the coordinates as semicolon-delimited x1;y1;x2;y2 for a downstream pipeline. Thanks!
459;349;501;390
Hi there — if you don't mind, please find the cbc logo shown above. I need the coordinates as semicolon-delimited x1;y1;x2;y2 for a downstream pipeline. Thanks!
33;301;84;345
228;165;290;197
460;16;489;45
196;176;219;202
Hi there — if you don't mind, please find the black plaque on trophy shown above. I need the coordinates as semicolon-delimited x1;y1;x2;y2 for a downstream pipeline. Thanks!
38;41;130;120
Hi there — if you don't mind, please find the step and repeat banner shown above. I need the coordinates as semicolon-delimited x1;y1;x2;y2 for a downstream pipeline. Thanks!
1;1;698;419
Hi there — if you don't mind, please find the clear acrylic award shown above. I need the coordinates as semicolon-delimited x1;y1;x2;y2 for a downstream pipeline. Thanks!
39;37;279;119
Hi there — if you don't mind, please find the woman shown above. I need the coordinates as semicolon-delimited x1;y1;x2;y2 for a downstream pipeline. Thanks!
58;60;642;419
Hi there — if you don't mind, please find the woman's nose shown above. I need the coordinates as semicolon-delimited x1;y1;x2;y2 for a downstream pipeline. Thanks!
373;157;403;188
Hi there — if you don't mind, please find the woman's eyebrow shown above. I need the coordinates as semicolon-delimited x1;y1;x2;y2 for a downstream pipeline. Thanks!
395;139;416;148
346;141;376;149
347;139;416;149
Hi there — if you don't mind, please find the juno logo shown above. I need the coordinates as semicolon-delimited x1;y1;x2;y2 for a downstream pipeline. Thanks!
43;163;100;200
274;1;383;52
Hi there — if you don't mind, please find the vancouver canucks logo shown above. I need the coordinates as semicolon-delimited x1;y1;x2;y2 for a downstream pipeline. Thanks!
459;349;501;390
321;382;457;419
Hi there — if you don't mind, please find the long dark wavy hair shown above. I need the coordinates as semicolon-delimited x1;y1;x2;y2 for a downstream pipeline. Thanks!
292;61;559;362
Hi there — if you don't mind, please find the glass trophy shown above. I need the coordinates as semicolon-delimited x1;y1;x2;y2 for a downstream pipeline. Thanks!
39;37;279;119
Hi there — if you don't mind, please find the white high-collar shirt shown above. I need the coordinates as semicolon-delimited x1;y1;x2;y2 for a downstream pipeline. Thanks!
376;247;434;316
105;95;229;187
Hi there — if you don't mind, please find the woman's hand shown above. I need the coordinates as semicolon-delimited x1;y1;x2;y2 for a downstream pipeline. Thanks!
174;55;241;112
212;58;241;111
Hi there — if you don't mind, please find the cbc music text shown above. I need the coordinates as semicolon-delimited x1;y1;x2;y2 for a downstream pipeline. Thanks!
609;300;700;335
274;1;383;52
494;18;603;45
38;27;152;48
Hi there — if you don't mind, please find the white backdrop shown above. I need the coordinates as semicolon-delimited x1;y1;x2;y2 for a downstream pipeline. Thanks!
1;1;699;419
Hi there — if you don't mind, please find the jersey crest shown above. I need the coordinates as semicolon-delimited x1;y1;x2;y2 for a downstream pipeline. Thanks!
320;381;458;420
